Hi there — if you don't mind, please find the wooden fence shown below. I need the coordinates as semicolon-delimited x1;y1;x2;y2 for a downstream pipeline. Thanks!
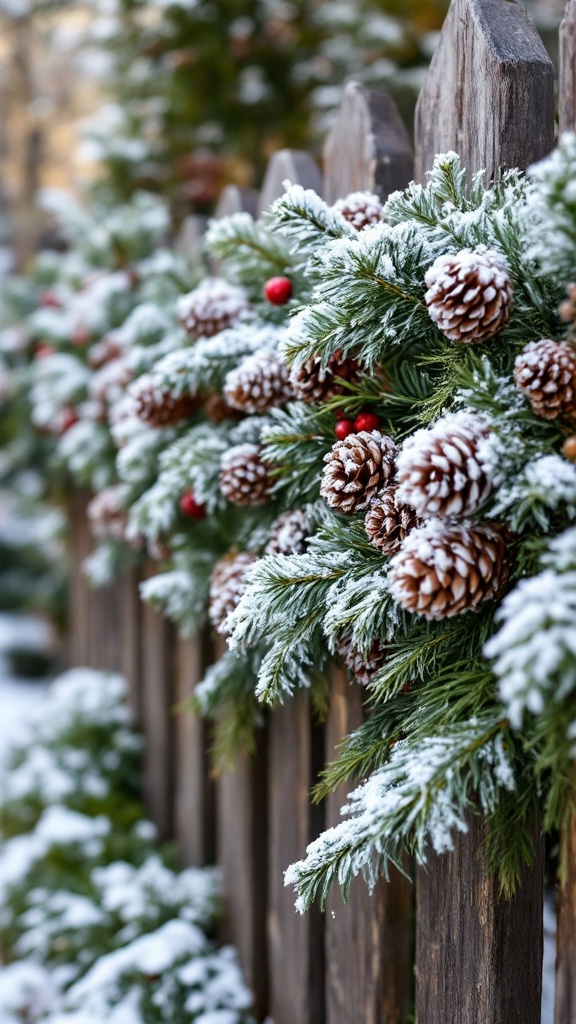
67;1;576;1021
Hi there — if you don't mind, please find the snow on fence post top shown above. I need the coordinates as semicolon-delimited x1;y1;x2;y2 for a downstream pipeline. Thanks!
414;0;555;183
560;0;576;133
323;81;413;203
258;149;322;214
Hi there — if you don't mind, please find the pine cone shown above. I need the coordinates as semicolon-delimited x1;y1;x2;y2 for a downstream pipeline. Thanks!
514;338;576;420
205;393;239;423
333;191;386;231
337;636;388;686
130;373;199;427
365;485;422;555
177;279;249;340
224;348;295;414
320;430;398;513
424;246;513;343
209;552;258;634
559;283;576;328
388;520;508;620
87;485;129;542
265;508;313;555
220;443;273;506
88;334;124;369
395;411;493;519
290;351;359;404
89;358;133;404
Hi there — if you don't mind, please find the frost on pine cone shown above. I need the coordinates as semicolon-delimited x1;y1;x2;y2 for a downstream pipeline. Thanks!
130;373;199;427
320;430;398;513
177;279;249;340
265;508;313;555
87;485;130;542
223;348;294;414
388;520;508;621
290;352;359;404
364;485;422;555
209;552;258;634
396;412;494;519
220;443;273;506
333;192;386;231
424;246;513;343
513;339;576;420
337;636;388;686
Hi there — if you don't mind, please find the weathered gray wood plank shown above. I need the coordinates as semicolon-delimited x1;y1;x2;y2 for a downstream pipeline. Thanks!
555;769;576;1024
268;695;325;1024
325;668;412;1024
258;149;322;214
560;0;576;133
174;633;215;867
323;82;413;204
416;815;544;1024
414;0;555;183
214;184;259;220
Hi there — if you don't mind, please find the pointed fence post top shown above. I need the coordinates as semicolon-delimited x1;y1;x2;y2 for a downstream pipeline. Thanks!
415;0;555;183
323;81;413;204
214;185;259;219
258;149;323;215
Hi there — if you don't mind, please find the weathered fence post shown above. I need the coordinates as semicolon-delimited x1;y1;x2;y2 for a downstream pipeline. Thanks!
322;83;413;1024
413;2;553;1020
560;0;576;136
414;0;555;184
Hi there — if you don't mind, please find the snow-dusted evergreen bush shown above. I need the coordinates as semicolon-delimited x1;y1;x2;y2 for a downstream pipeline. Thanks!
0;667;254;1024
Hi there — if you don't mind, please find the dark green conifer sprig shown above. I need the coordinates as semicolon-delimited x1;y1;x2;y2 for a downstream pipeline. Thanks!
204;213;293;299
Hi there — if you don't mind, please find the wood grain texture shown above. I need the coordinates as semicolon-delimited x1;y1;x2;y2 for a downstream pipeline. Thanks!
214;184;259;219
258;149;323;214
325;668;412;1024
174;633;215;867
555;767;576;1024
139;571;177;841
323;82;413;204
268;696;325;1024
414;0;555;183
217;729;268;1021
116;568;142;721
415;814;543;1024
560;0;576;133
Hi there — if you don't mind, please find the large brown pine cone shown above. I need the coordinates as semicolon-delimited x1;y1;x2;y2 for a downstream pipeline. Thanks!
364;485;422;555
337;636;388;686
224;348;295;414
513;338;576;420
130;373;199;427
333;191;386;232
395;411;493;519
388;520;508;621
220;443;273;506
265;508;313;555
177;278;249;340
320;430;398;514
209;552;258;634
290;351;359;404
424;246;513;344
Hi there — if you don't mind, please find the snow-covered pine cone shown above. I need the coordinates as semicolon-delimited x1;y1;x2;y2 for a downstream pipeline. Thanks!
513;338;576;420
265;508;313;555
395;411;493;519
209;552;258;634
88;334;124;369
388;520;508;621
290;351;359;404
205;393;239;423
337;636;388;686
219;443;273;506
87;485;129;542
333;191;386;231
224;348;295;414
177;278;249;340
424;246;513;344
89;358;133;404
320;430;398;514
130;373;199;427
364;485;422;555
559;283;576;329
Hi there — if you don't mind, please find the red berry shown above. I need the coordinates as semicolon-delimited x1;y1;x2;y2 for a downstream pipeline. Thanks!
354;411;380;433
334;418;355;440
39;290;62;309
179;489;206;519
59;407;78;434
34;343;56;360
263;276;292;305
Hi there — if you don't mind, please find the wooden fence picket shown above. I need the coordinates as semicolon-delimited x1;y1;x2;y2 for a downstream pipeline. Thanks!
560;0;576;134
